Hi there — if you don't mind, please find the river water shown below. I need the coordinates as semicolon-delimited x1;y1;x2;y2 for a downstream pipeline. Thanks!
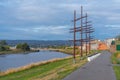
0;50;70;71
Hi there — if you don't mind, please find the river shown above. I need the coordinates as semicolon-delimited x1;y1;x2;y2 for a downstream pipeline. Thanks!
0;50;70;71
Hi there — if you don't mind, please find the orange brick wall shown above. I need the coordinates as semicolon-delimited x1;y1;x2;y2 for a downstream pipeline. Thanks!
98;43;108;50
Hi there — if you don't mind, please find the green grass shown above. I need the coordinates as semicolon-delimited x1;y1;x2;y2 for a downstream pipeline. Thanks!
111;51;120;80
57;48;101;55
113;66;120;80
0;56;87;80
111;52;120;64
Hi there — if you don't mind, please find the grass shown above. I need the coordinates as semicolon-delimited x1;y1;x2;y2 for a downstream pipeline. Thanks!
111;51;120;64
111;51;120;80
57;48;101;55
0;56;87;80
113;66;120;80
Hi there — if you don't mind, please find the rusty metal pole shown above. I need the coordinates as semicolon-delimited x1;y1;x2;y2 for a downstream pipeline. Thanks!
80;6;83;57
73;10;76;63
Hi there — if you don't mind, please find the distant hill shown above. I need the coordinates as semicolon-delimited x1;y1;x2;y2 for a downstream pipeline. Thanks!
5;40;73;48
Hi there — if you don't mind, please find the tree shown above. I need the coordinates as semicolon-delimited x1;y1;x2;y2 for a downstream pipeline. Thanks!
111;41;115;45
16;43;22;49
16;43;30;51
22;43;30;51
0;46;5;51
0;40;7;46
0;40;10;51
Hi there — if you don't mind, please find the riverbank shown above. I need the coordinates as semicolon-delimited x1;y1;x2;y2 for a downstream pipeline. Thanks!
0;49;39;55
0;48;101;80
0;56;87;80
39;48;101;55
0;47;100;55
48;48;101;56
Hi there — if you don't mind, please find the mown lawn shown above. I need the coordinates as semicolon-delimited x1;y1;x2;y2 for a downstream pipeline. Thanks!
113;66;120;80
0;56;87;80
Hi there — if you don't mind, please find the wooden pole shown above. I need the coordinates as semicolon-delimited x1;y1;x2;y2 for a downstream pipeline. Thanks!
80;6;83;57
85;13;88;56
73;10;76;63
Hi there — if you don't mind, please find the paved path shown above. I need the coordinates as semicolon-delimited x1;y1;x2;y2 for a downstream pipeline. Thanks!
63;51;116;80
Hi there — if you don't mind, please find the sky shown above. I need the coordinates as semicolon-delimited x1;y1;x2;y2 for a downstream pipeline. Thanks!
0;0;120;40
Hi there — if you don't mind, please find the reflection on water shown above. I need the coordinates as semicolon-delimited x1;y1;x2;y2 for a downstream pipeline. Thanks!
0;51;70;71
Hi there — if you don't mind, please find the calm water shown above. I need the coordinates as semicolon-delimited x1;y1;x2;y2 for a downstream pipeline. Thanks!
0;50;70;71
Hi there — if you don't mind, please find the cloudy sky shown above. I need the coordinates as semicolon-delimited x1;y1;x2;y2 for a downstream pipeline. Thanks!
0;0;120;40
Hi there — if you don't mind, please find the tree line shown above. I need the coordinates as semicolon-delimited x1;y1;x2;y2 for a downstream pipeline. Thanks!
0;40;30;51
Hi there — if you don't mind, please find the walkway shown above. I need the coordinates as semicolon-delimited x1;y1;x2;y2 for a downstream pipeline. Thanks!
63;51;116;80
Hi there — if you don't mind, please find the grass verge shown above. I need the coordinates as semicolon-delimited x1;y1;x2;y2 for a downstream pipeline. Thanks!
111;51;120;64
0;56;87;80
111;51;120;80
57;48;101;55
113;66;120;80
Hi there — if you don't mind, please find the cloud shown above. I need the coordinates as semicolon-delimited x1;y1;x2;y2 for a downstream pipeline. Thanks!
32;25;68;34
11;25;69;35
105;25;120;30
0;0;120;40
0;25;71;40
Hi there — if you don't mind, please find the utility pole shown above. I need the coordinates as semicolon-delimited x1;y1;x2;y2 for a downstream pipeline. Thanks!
80;6;83;57
85;13;88;56
73;10;76;63
70;6;94;61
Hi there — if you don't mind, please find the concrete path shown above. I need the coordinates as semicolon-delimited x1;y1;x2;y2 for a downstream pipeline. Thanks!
63;51;116;80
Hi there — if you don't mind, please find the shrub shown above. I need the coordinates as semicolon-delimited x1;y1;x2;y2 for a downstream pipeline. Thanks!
111;52;120;64
0;45;10;51
0;40;7;46
0;46;5;51
16;43;30;51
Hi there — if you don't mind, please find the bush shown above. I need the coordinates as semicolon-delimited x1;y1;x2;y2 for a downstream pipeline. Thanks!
16;43;30;51
0;46;5;51
4;46;10;51
0;40;7;46
111;52;120;64
0;45;10;51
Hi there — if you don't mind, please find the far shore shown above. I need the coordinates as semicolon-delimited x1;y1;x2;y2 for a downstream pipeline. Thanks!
0;47;101;57
0;48;72;55
0;49;39;55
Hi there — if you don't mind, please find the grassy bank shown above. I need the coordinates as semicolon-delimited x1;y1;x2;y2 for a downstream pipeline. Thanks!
0;56;87;80
55;48;101;55
111;51;120;64
113;66;120;80
111;51;120;80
